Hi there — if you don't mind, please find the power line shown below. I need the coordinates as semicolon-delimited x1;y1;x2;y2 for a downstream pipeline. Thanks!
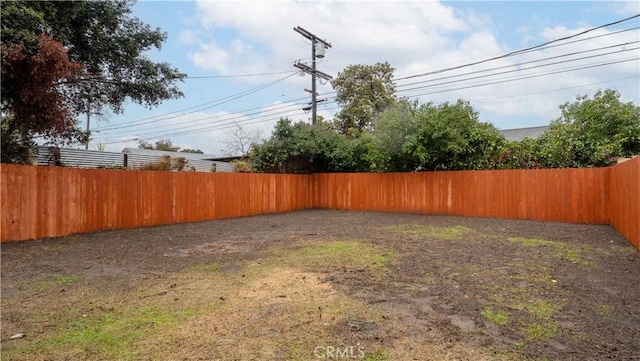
101;55;637;142
99;22;638;136
101;50;637;141
394;14;640;81
395;46;639;93
398;57;639;99
183;70;295;79
108;57;637;142
97;16;640;141
96;72;300;131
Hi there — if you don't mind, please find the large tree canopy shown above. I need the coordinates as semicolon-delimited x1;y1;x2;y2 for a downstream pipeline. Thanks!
2;0;185;114
374;99;506;171
332;62;396;136
1;0;185;163
537;89;640;168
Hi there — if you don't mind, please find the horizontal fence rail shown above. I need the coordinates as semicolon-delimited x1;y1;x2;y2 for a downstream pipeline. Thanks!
1;157;638;248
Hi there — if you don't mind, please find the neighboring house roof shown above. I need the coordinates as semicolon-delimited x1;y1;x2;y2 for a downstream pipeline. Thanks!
37;147;235;172
499;125;549;141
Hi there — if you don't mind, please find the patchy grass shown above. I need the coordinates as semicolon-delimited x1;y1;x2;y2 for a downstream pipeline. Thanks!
280;240;395;277
522;322;559;341
363;348;388;360
34;306;197;359
507;237;562;247
383;224;472;240
32;275;82;291
595;303;615;317
508;237;591;265
525;300;561;320
481;309;510;325
185;261;221;273
557;249;585;264
3;240;394;361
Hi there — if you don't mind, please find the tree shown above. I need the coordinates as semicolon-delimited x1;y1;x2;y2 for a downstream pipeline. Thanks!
538;89;640;168
252;118;376;173
223;125;263;157
138;139;181;152
373;99;506;171
372;99;423;172
414;100;506;170
180;148;204;154
1;34;86;163
1;0;185;163
332;62;396;136
2;0;185;114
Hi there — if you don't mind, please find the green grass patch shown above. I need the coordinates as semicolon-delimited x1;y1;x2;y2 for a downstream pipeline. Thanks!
508;237;591;265
481;309;510;325
507;237;562;247
522;322;559;341
363;348;388;361
383;224;471;240
185;261;221;273
32;275;82;290
609;245;639;254
560;249;583;263
539;275;558;285
595;303;615;317
525;300;561;319
283;240;395;276
13;303;204;360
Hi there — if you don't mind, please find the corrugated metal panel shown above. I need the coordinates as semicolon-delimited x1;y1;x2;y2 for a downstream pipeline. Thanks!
37;147;235;172
500;126;549;141
37;147;125;168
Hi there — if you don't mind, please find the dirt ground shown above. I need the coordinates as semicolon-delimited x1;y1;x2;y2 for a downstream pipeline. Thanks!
1;210;639;361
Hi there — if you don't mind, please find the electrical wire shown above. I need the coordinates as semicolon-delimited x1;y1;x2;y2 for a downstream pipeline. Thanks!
99;22;638;135
96;16;640;142
394;13;640;81
96;72;300;131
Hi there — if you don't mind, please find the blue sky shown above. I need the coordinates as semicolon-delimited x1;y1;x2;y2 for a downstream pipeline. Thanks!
91;1;640;154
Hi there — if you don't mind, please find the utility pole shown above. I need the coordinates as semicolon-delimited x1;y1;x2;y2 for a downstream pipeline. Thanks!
85;94;91;150
293;26;332;125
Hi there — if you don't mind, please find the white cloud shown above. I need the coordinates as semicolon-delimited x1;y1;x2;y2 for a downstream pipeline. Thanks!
105;0;638;148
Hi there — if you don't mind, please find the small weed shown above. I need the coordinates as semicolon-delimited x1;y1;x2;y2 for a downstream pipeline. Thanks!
481;309;510;325
513;341;525;349
383;224;471;240
539;275;558;285
33;275;82;290
522;322;559;340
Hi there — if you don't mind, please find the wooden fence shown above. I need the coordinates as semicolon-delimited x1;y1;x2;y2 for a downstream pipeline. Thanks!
1;165;312;241
607;157;640;248
1;158;638;247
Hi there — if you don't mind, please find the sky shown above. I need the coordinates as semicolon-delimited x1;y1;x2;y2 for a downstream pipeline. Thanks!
90;0;640;155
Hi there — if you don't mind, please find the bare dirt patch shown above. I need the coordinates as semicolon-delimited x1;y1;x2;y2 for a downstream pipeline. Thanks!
1;210;639;360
